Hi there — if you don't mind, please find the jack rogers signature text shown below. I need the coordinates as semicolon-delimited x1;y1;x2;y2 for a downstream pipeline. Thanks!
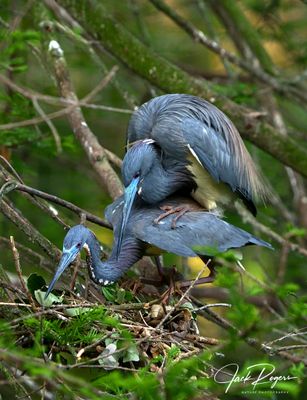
214;363;297;393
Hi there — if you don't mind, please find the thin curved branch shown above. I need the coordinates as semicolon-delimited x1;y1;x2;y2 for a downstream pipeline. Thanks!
32;98;62;154
0;237;54;271
1;181;111;229
236;203;307;258
0;73;133;115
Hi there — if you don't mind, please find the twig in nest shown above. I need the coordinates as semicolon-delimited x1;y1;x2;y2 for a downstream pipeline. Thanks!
9;236;36;309
156;265;208;330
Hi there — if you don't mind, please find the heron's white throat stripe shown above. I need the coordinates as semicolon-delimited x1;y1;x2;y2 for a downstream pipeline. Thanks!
83;243;90;253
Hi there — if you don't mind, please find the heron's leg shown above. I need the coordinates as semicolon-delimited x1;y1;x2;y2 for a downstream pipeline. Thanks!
154;255;165;279
154;205;196;228
160;266;177;304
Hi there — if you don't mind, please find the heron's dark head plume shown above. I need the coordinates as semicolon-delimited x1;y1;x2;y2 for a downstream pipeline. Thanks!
122;139;160;188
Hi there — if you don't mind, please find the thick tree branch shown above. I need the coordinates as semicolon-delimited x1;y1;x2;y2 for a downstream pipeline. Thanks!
48;40;123;200
149;0;305;104
46;0;307;178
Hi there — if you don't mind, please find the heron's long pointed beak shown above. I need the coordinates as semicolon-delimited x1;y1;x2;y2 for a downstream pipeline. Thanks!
116;176;140;259
45;247;80;299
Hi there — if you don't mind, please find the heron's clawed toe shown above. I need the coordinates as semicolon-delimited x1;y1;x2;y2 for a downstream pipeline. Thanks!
153;205;173;225
170;206;191;229
153;205;193;227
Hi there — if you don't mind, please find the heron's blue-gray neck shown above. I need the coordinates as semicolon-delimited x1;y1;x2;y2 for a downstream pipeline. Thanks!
140;160;195;204
85;234;143;285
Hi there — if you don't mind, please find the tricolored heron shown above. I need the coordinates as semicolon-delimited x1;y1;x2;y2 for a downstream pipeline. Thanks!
119;94;266;254
45;196;272;298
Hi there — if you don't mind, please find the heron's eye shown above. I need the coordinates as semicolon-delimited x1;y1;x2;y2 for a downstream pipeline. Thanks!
134;172;140;179
76;242;82;249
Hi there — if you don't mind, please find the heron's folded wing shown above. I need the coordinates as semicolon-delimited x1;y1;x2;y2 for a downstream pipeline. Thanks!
132;212;198;258
182;118;242;190
132;210;272;257
182;117;257;215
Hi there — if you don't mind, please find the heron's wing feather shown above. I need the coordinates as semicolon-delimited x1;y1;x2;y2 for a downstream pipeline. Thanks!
182;118;239;190
182;118;257;215
131;211;197;257
167;212;272;253
132;209;272;257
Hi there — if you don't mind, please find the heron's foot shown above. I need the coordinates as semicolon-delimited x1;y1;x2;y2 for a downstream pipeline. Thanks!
154;205;194;229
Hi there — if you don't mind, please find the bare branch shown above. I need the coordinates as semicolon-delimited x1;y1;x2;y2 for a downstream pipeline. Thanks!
32;98;62;154
0;237;54;271
236;203;307;258
0;73;132;114
0;198;61;261
1;181;111;229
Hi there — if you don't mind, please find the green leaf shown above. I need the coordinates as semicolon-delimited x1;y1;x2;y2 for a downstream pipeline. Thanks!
218;250;243;262
167;345;181;360
34;289;62;307
285;223;307;238
276;282;300;299
101;286;117;302
192;246;243;261
115;288;127;304
122;343;139;363
290;362;305;380
64;307;92;316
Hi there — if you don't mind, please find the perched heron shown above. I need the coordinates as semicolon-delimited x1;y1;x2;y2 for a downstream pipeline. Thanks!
119;94;266;254
45;196;272;298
